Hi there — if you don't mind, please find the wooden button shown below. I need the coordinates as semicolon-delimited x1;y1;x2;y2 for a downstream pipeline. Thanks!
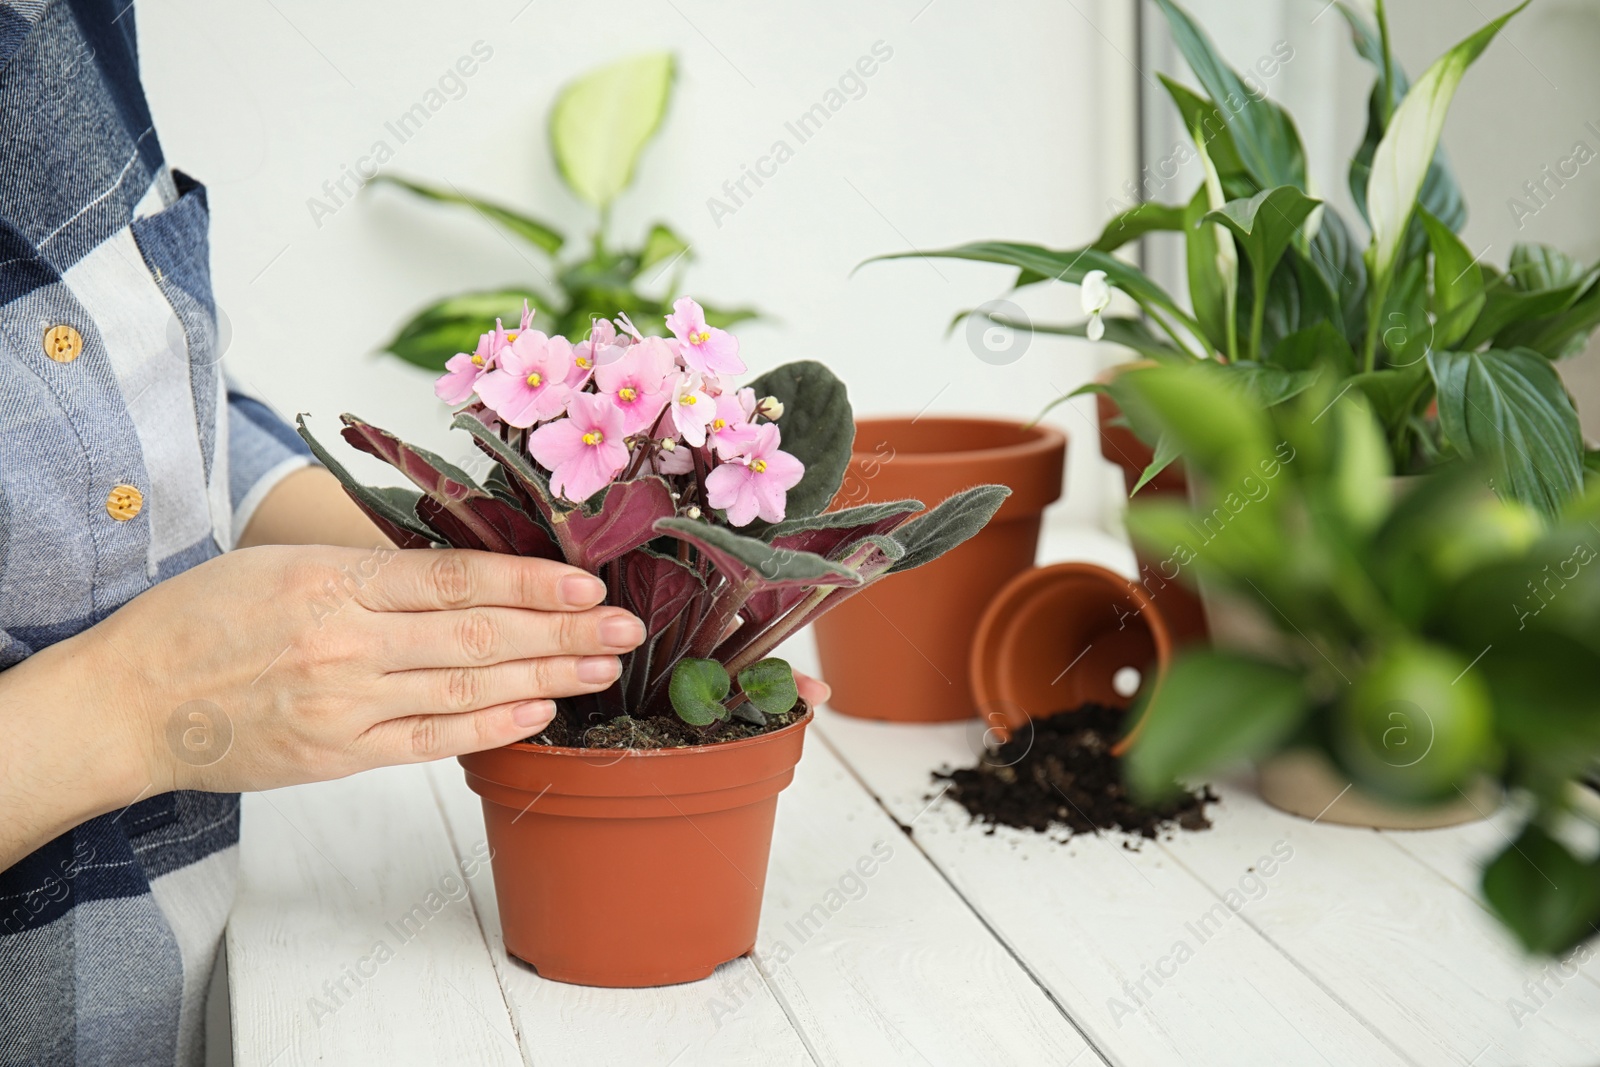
44;324;83;363
106;484;144;521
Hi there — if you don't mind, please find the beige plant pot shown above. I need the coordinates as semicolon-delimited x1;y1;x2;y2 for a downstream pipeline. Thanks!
1256;748;1499;830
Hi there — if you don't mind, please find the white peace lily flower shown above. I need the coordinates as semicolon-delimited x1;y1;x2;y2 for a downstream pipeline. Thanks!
1081;269;1113;342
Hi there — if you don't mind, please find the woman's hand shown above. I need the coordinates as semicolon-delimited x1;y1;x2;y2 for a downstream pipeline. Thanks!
96;546;645;795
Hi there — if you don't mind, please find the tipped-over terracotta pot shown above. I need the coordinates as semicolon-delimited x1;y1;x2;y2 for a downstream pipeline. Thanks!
458;708;810;987
812;417;1066;722
969;562;1172;743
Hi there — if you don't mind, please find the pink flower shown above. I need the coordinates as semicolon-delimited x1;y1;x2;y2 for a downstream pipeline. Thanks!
653;442;694;475
596;337;674;435
435;330;496;405
475;332;574;428
665;297;744;376
707;389;759;458
527;392;629;504
705;423;804;526
570;318;627;388
668;372;716;447
614;312;645;343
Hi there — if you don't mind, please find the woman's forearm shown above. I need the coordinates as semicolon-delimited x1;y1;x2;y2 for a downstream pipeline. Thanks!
237;465;395;551
0;628;152;872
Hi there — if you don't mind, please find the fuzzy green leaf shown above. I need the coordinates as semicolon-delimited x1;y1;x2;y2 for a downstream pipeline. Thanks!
742;360;853;524
669;657;730;726
736;658;799;717
887;485;1011;574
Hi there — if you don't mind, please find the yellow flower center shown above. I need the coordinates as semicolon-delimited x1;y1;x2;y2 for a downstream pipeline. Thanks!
692;330;711;344
470;355;484;366
680;394;697;405
712;418;726;430
582;431;604;446
525;372;543;387
750;459;768;474
618;387;637;402
506;332;519;342
576;356;591;368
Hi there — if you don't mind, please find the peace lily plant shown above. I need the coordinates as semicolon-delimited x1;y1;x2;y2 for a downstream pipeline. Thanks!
879;0;1600;515
301;301;1007;734
374;53;758;372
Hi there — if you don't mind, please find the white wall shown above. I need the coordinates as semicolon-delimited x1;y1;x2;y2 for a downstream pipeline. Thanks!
137;0;1142;527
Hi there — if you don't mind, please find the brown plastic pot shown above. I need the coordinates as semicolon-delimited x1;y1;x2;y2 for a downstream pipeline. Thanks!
1096;391;1209;646
812;417;1066;722
969;563;1172;743
457;708;810;987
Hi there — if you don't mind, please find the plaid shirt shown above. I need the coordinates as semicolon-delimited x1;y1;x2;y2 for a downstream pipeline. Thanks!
1;2;311;1063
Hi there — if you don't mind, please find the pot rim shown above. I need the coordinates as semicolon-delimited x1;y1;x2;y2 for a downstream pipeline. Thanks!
498;702;814;760
850;415;1066;469
970;562;1173;741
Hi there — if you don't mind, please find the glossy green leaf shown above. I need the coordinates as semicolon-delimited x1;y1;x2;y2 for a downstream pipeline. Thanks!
384;289;554;372
1419;207;1485;349
669;657;730;726
1482;825;1600;955
1125;650;1309;799
1183;185;1232;358
1158;74;1246;180
1152;0;1308;191
550;52;675;208
866;242;1203;340
1269;321;1358;378
1366;4;1527;289
1428;347;1583;514
1130;433;1180;496
638;222;692;275
1092;201;1187;253
372;175;565;255
736;658;799;717
952;309;1186;363
1205;187;1321;285
1307;206;1370;345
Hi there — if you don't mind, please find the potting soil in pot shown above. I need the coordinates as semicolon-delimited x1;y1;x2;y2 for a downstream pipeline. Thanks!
530;705;801;748
934;703;1217;847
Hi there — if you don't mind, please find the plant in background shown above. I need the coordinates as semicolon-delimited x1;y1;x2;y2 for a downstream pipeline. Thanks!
301;301;1007;734
874;0;1600;515
1117;362;1600;957
373;53;758;372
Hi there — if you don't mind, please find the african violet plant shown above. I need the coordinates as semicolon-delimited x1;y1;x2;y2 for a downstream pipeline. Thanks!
880;0;1599;515
299;300;1007;733
1118;362;1600;957
374;52;757;371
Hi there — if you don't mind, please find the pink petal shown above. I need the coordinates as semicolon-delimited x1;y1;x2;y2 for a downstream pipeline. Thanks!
752;472;788;523
528;417;586;470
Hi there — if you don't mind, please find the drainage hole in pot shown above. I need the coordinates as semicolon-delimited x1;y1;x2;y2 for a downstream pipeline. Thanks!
1112;667;1142;698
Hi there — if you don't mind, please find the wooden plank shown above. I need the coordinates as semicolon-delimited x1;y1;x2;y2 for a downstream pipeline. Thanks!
750;733;1103;1065
427;761;812;1067
1163;778;1600;1067
806;698;1411;1067
229;765;521;1067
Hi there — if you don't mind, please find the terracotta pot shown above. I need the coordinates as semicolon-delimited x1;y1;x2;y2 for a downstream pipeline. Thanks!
1257;748;1499;830
1096;393;1209;645
969;562;1172;743
458;708;810;987
812;417;1066;722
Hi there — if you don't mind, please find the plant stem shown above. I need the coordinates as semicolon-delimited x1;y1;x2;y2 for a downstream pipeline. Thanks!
1361;273;1392;374
1247;271;1267;364
1376;0;1397;125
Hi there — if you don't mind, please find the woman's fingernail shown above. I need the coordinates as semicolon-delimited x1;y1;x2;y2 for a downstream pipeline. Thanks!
513;700;554;728
558;574;606;607
577;656;621;684
600;615;645;649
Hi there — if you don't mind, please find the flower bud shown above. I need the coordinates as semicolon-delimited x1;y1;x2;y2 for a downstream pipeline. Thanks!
758;396;784;420
686;505;702;519
660;438;676;452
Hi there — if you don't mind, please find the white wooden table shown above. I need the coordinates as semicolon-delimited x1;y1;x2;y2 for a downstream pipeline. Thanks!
228;528;1600;1067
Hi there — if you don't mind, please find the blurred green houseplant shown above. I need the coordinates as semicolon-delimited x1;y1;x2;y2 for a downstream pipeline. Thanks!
875;0;1600;515
1118;362;1600;957
374;52;757;370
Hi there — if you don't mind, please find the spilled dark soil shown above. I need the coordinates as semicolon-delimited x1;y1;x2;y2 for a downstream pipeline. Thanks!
935;703;1217;848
